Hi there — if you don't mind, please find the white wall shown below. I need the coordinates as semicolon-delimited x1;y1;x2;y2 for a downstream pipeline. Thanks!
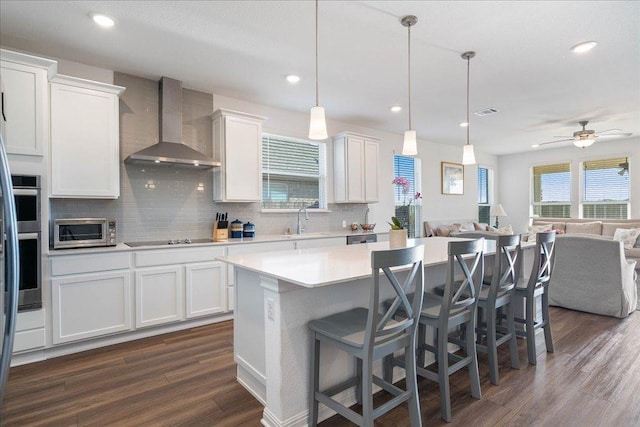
498;137;640;234
5;45;497;236
213;94;499;234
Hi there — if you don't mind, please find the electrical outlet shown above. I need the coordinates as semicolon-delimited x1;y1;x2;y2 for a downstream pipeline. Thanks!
342;220;347;228
267;298;275;321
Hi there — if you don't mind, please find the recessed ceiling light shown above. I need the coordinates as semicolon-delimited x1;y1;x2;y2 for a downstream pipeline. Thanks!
90;12;115;28
459;121;469;127
389;105;402;113
531;144;540;148
570;41;597;53
285;74;300;83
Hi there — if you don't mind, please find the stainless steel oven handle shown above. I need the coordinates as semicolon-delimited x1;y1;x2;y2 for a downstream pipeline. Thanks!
18;232;39;240
12;188;39;196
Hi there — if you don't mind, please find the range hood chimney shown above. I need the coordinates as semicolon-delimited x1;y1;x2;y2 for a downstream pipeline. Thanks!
125;77;220;169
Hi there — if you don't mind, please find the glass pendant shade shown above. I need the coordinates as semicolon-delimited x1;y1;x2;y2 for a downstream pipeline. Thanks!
573;138;595;148
402;130;417;156
462;144;476;165
308;106;328;140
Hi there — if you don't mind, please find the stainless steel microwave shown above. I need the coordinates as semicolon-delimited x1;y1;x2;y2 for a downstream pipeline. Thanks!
53;218;116;249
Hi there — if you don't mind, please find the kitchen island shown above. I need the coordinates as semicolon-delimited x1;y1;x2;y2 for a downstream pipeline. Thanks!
218;237;496;427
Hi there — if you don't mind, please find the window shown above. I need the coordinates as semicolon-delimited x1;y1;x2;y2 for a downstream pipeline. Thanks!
393;155;422;238
262;134;327;210
478;167;491;224
581;157;629;219
531;163;571;218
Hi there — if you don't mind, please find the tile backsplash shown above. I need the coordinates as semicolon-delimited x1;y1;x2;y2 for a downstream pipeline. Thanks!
50;72;368;242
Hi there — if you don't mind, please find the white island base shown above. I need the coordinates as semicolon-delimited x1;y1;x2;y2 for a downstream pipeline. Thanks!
222;239;460;427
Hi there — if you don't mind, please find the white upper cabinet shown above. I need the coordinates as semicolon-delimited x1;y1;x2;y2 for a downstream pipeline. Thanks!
50;75;125;198
333;132;379;203
0;49;57;156
212;109;266;202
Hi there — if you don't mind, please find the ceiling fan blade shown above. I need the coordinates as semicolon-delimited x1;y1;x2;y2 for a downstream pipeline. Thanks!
597;128;624;134
552;135;573;138
597;132;632;138
538;138;574;146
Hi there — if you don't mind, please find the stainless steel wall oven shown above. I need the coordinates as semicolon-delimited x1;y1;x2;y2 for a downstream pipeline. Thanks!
11;175;41;311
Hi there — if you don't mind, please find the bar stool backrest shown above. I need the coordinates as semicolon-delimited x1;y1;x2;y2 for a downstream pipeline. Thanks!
489;234;522;299
367;245;425;352
527;231;557;293
442;239;485;317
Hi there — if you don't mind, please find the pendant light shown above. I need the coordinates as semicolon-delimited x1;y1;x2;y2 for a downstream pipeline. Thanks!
308;0;327;140
401;15;418;156
461;51;476;165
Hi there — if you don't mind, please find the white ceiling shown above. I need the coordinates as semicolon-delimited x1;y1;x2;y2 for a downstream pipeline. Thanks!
1;1;638;156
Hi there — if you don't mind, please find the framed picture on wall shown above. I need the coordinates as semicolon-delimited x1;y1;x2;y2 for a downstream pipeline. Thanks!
441;162;464;195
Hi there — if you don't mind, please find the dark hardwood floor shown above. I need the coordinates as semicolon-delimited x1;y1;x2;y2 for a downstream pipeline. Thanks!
2;307;639;426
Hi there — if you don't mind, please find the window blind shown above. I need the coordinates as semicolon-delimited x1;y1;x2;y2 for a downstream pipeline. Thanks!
532;163;571;218
582;157;629;219
262;134;326;209
393;155;421;237
477;167;490;224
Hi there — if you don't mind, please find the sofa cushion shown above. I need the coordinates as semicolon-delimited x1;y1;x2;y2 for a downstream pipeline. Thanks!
602;222;640;237
626;247;640;258
565;221;602;235
435;224;461;237
613;228;640;249
527;224;552;242
533;221;566;232
488;224;513;235
473;222;489;231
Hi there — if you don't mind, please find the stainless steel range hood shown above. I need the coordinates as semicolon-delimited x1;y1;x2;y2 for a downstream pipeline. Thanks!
125;77;220;169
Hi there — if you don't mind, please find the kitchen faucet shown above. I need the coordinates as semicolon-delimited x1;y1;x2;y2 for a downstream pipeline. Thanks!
296;203;314;234
365;208;370;225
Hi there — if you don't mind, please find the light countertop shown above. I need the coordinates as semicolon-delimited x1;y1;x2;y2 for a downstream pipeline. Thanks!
47;230;386;256
217;237;494;288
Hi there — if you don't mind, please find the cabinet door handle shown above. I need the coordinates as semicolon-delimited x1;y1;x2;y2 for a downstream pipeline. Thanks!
1;92;6;121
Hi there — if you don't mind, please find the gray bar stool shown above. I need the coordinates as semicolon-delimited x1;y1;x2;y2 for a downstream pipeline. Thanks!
387;238;485;423
308;245;425;427
475;233;522;385
513;230;557;365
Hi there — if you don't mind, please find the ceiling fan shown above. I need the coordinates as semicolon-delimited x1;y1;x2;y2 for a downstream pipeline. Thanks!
618;159;629;176
538;120;632;148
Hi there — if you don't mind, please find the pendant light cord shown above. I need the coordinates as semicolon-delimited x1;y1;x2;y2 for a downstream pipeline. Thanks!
315;0;319;107
466;55;470;146
407;23;412;130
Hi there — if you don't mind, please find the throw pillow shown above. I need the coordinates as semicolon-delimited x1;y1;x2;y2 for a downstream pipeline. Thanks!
635;234;640;248
473;222;484;231
613;228;640;249
527;224;552;243
435;226;451;237
565;221;602;235
495;224;514;235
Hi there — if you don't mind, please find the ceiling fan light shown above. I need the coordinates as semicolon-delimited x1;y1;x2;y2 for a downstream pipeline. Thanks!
308;106;328;140
402;130;417;155
462;144;476;165
573;139;595;148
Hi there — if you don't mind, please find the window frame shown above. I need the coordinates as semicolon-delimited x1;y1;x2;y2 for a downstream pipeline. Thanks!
393;154;422;238
530;161;572;219
261;133;328;212
477;166;492;225
579;156;630;219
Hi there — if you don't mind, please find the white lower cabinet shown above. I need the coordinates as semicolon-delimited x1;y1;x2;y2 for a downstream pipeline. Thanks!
186;261;227;318
51;252;132;345
52;271;132;344
14;310;46;353
133;246;228;326
135;266;183;328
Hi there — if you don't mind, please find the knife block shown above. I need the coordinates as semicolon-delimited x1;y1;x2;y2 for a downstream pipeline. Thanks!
212;221;229;242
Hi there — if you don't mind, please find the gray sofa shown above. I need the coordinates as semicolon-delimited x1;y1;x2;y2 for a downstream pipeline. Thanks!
549;234;637;318
530;218;640;274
